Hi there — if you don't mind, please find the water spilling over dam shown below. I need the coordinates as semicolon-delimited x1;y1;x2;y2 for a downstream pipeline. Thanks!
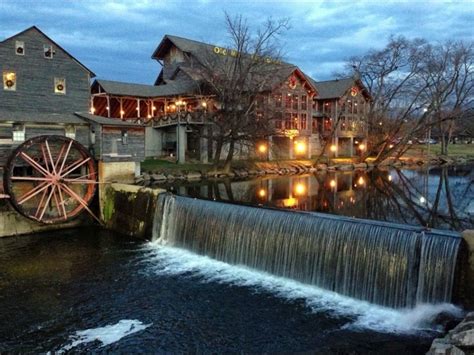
153;194;462;308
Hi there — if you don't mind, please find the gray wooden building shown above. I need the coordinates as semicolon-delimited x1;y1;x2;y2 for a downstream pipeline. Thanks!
0;26;145;168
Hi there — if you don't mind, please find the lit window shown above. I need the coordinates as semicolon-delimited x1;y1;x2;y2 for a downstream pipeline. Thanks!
65;125;76;139
12;125;25;142
3;71;16;91
44;44;54;59
15;41;25;55
54;77;66;94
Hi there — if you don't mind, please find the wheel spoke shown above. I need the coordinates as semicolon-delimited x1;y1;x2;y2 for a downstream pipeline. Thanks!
56;185;68;220
17;181;51;205
45;139;57;175
61;183;101;224
61;157;91;178
63;179;99;184
40;144;51;173
58;140;73;176
35;187;50;219
38;185;56;221
20;152;50;177
11;176;50;181
54;143;67;171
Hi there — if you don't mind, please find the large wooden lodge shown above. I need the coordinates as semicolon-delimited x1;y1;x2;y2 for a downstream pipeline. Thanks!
1;26;371;169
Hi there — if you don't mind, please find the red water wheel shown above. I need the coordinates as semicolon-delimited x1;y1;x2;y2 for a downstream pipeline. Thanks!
3;135;100;224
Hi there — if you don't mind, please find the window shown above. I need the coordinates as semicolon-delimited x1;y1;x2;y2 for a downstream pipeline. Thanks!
3;71;16;91
285;93;291;109
293;113;299;129
292;94;298;110
15;41;24;55
65;125;76;139
121;130;128;145
12;124;25;142
44;44;54;59
54;77;66;94
275;93;282;108
301;95;307;110
301;113;307;130
274;112;282;129
285;112;292;129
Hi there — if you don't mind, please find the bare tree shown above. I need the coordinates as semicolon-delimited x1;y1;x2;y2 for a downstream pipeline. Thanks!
343;36;473;163
198;13;290;172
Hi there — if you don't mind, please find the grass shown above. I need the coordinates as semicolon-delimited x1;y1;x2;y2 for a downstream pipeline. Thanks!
404;144;474;159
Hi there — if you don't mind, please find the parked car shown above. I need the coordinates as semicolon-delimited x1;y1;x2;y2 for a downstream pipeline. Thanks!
418;138;437;144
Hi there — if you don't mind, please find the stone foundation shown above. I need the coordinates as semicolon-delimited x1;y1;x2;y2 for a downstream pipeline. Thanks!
100;183;164;239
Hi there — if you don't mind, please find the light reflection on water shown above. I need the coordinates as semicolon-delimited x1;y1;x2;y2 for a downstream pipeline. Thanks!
153;165;474;231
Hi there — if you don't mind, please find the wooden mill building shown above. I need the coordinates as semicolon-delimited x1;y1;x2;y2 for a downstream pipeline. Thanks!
0;26;145;178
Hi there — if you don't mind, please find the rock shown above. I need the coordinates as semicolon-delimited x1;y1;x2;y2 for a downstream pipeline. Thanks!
186;172;201;181
353;163;367;169
309;167;317;173
316;164;327;170
151;173;166;181
450;321;474;336
427;338;455;354
166;174;176;180
451;329;474;348
327;166;336;171
143;173;150;181
464;312;474;323
336;164;354;171
134;177;144;184
256;170;265;176
248;169;258;175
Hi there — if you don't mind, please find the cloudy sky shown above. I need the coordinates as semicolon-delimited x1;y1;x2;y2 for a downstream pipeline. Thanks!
1;0;473;84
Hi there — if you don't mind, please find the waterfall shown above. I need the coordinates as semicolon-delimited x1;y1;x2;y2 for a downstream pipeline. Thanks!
152;194;461;309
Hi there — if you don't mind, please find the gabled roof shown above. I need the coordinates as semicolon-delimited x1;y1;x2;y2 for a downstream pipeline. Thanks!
92;78;199;98
152;34;216;61
313;77;371;100
74;112;144;127
1;26;96;77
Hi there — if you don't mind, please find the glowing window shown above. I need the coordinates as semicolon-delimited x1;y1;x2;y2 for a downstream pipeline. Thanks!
3;71;16;91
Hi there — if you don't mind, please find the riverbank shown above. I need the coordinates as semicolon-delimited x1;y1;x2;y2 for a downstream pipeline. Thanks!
136;155;473;184
427;311;474;354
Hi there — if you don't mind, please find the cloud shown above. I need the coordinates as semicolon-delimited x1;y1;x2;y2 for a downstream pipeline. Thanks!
0;0;472;84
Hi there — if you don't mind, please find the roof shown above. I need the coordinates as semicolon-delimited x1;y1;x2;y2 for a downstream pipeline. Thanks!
1;26;96;77
0;109;87;124
313;77;355;100
74;112;144;127
152;34;216;60
93;79;198;98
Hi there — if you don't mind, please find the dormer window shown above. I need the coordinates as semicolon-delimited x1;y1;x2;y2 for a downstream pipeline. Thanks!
3;71;16;91
15;41;25;55
44;44;54;59
54;77;66;94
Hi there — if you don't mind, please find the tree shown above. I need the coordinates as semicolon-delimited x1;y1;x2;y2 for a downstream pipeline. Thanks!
197;13;290;172
342;36;473;162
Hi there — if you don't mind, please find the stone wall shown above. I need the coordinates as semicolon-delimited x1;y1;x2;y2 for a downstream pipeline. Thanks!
100;183;164;239
0;209;86;238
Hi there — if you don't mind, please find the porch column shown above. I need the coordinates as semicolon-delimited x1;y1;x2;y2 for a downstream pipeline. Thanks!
177;124;186;164
200;126;209;164
350;137;354;157
289;137;294;159
307;136;311;159
268;136;273;161
334;137;339;158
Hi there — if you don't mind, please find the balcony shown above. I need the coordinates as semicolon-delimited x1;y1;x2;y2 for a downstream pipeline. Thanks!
151;111;209;128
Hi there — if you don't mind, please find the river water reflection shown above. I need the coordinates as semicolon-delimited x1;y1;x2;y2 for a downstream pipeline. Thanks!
154;164;474;232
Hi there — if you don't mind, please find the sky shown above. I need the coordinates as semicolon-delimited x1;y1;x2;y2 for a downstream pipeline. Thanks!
0;0;473;84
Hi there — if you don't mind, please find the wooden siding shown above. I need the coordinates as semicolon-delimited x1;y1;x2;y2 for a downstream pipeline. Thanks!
0;28;90;114
100;127;145;162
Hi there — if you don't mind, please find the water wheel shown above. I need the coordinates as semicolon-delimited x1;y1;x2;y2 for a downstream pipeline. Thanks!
3;135;99;224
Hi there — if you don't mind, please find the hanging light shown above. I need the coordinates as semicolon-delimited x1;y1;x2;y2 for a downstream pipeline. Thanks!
258;143;267;154
330;179;337;188
295;141;306;154
294;183;306;196
359;143;365;151
330;144;337;152
258;188;266;198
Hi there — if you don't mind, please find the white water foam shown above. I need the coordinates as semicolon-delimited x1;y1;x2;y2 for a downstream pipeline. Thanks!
60;319;151;351
144;243;463;334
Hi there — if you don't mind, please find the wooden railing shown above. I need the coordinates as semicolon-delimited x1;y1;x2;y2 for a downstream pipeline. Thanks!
151;112;208;128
